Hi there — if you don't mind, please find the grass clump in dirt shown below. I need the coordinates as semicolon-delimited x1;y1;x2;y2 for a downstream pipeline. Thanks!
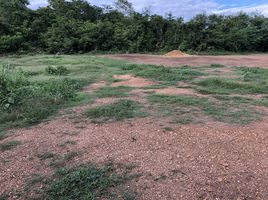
86;99;144;122
0;140;21;151
210;64;225;68
196;77;268;95
46;163;138;200
37;152;56;160
94;86;133;98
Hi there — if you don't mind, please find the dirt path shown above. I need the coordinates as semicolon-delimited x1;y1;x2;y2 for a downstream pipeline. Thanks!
103;54;268;68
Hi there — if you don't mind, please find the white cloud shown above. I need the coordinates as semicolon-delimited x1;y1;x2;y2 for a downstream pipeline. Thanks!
29;0;48;9
28;0;268;18
214;4;268;16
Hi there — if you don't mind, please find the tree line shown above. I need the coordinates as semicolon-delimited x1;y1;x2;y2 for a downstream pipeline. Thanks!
0;0;268;54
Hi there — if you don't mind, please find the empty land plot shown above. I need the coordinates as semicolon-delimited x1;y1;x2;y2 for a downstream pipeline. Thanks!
104;53;268;68
1;54;268;200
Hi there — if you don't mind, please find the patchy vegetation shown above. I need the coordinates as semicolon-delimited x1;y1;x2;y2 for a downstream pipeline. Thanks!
46;163;137;200
0;66;81;129
86;99;144;122
197;78;268;95
94;86;133;98
148;94;262;124
0;140;21;151
122;64;204;85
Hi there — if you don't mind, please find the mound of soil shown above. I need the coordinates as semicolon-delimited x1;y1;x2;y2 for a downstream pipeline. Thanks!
165;50;189;57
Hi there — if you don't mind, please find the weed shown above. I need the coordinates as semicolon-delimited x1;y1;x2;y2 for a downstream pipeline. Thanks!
47;163;138;200
0;140;21;151
63;151;80;161
45;66;69;76
86;99;145;122
154;173;168;181
37;152;55;160
60;140;77;147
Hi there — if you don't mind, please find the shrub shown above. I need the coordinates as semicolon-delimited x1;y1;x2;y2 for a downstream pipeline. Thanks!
0;67;82;128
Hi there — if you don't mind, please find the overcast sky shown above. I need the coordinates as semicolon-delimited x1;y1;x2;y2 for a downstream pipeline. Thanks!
28;0;268;19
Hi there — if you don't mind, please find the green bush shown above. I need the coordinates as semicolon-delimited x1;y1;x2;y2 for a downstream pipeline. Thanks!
45;66;69;76
0;67;81;128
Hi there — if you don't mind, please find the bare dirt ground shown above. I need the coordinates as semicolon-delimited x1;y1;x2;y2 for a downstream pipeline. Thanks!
103;54;268;68
1;61;268;199
1;102;268;199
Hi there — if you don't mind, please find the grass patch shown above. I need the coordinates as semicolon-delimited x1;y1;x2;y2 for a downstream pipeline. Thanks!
148;94;261;124
121;64;204;85
0;66;83;129
46;163;138;200
94;86;133;98
236;67;268;84
210;64;225;68
0;140;21;151
86;99;145;122
45;66;69;76
196;77;268;94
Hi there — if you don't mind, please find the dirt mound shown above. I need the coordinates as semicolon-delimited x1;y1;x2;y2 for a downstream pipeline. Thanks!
165;50;189;57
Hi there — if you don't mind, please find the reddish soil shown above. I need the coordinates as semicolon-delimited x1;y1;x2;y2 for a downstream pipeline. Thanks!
1;109;268;199
103;54;268;68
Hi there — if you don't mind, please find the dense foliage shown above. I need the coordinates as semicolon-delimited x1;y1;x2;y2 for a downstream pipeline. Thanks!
0;0;268;54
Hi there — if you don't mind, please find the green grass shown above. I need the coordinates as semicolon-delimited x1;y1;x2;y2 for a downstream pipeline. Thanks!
86;99;145;122
0;140;21;151
0;55;129;130
196;77;268;95
121;64;204;85
210;64;225;68
46;163;138;200
236;67;268;84
148;94;261;124
94;86;133;98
